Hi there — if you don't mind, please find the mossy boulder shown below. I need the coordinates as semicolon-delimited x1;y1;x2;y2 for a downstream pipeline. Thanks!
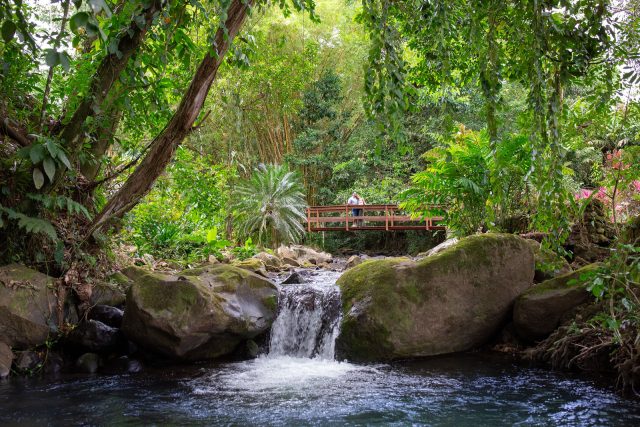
0;264;58;349
336;234;534;361
121;264;278;361
513;263;599;341
525;239;572;283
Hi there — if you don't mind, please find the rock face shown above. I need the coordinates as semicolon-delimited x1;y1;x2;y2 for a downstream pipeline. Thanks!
513;264;598;341
122;265;278;361
0;264;57;349
336;234;534;361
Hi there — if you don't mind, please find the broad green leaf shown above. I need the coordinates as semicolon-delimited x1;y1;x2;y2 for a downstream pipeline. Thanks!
43;157;56;182
57;150;72;169
59;52;71;72
69;12;89;35
29;144;46;164
45;140;60;157
1;20;16;42
33;168;45;189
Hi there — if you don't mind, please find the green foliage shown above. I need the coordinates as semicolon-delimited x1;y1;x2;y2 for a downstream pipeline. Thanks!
230;238;257;260
0;205;57;241
399;127;531;236
232;164;307;248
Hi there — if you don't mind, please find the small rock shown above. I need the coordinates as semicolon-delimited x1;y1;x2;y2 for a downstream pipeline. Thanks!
76;353;100;374
282;271;306;285
426;238;459;256
282;257;300;267
102;356;143;374
15;350;41;372
253;252;283;272
345;255;363;270
0;342;14;379
208;255;220;264
88;305;124;329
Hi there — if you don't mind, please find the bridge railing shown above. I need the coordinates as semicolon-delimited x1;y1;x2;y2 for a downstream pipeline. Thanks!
305;204;445;232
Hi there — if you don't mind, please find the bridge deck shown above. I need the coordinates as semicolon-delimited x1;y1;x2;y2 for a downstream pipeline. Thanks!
306;204;445;232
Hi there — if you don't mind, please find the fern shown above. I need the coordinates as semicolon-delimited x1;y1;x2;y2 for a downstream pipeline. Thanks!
27;194;92;219
0;206;58;241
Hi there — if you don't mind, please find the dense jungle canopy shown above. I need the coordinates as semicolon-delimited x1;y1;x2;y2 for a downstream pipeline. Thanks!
0;0;638;278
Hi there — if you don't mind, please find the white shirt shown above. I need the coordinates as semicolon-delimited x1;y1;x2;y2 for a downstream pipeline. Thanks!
347;196;358;205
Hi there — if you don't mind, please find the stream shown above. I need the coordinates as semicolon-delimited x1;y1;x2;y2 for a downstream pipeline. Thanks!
1;270;639;426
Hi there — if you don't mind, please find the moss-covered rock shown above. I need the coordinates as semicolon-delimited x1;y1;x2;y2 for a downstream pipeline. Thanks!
336;234;534;361
525;239;572;283
513;263;599;341
0;342;13;378
121;264;278;361
0;264;58;349
90;272;131;307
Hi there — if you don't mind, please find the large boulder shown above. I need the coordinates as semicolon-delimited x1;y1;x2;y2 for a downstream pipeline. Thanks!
121;265;278;361
0;264;58;349
90;272;131;307
336;234;534;361
513;264;599;341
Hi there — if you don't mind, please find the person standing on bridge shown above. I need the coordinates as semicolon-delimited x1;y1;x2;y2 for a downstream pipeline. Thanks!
347;192;365;227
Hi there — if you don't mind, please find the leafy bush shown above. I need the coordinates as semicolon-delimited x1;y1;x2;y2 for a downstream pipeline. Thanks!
232;164;307;248
399;127;531;236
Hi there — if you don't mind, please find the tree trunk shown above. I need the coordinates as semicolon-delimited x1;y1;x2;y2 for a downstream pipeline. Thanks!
90;0;253;233
58;0;166;163
80;107;123;182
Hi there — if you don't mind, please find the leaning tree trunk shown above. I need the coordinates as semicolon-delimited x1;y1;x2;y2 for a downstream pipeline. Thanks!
90;0;253;233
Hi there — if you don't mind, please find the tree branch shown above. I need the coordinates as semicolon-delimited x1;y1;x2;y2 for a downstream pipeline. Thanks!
0;116;32;147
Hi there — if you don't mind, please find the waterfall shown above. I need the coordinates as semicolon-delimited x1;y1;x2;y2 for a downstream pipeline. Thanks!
269;270;342;359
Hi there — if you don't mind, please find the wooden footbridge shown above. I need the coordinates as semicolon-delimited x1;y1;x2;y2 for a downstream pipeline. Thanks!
305;204;445;232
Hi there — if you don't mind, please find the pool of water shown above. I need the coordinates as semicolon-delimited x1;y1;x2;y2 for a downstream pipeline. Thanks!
1;353;638;426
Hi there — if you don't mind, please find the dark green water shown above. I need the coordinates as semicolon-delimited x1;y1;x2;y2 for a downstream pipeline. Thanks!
1;353;638;426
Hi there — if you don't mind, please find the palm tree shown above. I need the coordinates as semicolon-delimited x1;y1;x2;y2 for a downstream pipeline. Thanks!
232;164;307;247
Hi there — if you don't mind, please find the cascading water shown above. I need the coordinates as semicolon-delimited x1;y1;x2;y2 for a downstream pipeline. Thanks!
268;270;342;359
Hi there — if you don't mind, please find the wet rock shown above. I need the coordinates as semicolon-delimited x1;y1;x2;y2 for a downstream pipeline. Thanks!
336;234;535;361
68;320;122;352
245;340;259;359
43;351;65;374
76;353;100;374
513;264;599;341
0;342;13;379
88;305;124;329
0;264;58;349
281;271;306;285
15;350;42;372
122;264;278;361
102;356;143;374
